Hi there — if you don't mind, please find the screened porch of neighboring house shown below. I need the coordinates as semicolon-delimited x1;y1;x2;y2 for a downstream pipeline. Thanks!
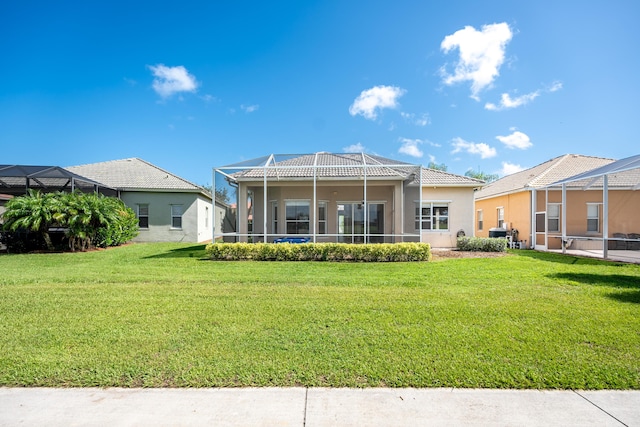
536;154;640;261
212;153;424;243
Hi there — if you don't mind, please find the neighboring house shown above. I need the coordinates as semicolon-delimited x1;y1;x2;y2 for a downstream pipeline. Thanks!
68;158;212;243
474;154;616;249
213;152;483;248
0;194;12;218
0;194;11;251
543;154;640;253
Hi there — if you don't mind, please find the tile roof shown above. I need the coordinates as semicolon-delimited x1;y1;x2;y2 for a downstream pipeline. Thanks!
475;154;614;199
227;152;480;186
548;154;640;188
231;153;419;180
420;168;485;186
67;158;208;194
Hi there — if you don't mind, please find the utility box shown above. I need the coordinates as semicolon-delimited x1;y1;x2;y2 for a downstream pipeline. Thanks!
488;228;508;238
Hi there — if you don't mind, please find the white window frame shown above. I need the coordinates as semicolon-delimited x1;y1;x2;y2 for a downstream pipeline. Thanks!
497;207;504;229
477;209;483;231
284;200;310;235
416;202;449;231
137;204;149;229
587;203;600;233
271;201;278;234
171;204;183;229
317;201;328;235
547;203;560;233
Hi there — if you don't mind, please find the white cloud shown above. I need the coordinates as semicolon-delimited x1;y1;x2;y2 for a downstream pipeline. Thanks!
548;81;563;92
241;104;259;113
398;138;424;158
343;142;366;153
349;85;406;120
149;64;198;98
440;23;513;100
485;91;539;111
401;112;431;126
200;94;217;103
450;137;497;159
500;161;524;176
496;130;532;150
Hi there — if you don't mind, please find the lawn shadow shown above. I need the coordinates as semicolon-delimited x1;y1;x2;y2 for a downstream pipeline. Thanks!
513;250;624;266
144;244;208;259
550;272;640;304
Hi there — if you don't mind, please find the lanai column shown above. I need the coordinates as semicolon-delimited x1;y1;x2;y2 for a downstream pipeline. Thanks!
362;153;367;243
561;183;567;254
603;174;609;259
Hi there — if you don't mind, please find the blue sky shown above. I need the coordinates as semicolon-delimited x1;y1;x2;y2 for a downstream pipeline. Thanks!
2;1;638;186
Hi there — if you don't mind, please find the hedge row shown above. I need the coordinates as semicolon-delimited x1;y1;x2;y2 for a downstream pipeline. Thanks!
457;236;507;252
205;242;431;262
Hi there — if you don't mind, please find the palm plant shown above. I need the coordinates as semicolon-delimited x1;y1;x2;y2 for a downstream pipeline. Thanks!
2;190;57;251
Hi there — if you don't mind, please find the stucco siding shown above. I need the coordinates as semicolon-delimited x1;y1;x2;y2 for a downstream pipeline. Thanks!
475;191;531;244
120;191;206;243
421;187;475;248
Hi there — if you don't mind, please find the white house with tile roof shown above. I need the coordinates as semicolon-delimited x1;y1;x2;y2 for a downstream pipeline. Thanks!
68;158;213;243
474;154;623;250
214;152;483;247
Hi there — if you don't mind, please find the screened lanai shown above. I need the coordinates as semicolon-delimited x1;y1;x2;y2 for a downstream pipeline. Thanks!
541;154;640;260
0;165;118;197
213;153;423;243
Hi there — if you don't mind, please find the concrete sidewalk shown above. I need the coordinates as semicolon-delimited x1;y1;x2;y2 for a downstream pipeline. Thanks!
1;387;638;426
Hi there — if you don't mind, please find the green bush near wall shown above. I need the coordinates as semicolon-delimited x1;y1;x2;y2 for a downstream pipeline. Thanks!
457;236;507;252
205;242;431;262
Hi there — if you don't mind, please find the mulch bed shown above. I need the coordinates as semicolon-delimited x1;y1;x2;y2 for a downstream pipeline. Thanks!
430;250;507;260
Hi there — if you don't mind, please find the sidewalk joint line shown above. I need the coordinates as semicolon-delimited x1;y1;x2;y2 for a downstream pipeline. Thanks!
572;390;628;427
303;387;308;427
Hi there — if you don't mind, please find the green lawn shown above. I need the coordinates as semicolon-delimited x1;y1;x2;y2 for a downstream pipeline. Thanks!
0;243;638;389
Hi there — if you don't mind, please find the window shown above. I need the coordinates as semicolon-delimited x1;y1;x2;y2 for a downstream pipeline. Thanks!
205;207;209;228
497;207;504;229
416;202;449;231
137;204;149;229
285;201;309;234
587;203;600;233
171;205;183;229
548;204;560;232
271;201;278;234
317;201;327;234
477;210;483;231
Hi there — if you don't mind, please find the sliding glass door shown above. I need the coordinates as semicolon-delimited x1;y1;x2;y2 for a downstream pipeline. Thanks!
337;203;384;243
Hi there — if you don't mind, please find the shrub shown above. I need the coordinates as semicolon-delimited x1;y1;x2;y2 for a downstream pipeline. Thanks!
457;236;507;252
1;191;139;252
205;242;432;262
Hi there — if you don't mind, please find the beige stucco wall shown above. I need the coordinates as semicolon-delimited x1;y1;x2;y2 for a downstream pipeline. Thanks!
420;187;476;248
245;180;402;242
120;191;212;243
544;189;640;249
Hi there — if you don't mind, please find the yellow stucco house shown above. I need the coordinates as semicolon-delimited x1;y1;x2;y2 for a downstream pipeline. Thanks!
474;154;640;251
